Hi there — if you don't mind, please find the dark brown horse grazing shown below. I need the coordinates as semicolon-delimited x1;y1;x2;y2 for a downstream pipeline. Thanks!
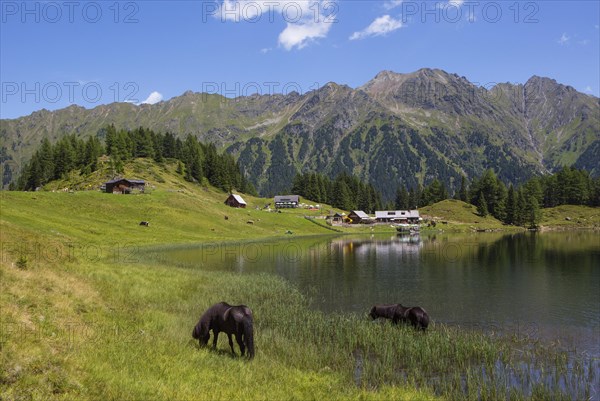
192;302;255;358
392;304;430;331
369;304;401;321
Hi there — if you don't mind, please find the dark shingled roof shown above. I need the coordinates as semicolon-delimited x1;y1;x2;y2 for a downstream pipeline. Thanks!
105;178;145;185
274;195;299;203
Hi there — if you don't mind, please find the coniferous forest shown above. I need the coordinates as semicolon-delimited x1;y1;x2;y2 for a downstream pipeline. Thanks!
14;125;256;195
13;125;600;228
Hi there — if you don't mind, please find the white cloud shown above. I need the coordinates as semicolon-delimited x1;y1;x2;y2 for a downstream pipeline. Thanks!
216;1;335;51
260;47;272;54
584;86;593;93
383;0;403;10
141;91;163;105
557;33;570;45
448;0;464;6
279;20;332;50
349;15;403;41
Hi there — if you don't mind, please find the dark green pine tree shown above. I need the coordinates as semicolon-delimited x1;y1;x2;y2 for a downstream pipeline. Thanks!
423;179;447;205
183;135;203;182
542;174;559;208
526;196;542;228
514;189;526;226
331;178;352;211
104;124;117;155
408;186;420;209
315;174;325;203
305;173;320;202
151;131;164;162
395;186;410;209
38;138;55;183
83;136;103;172
291;173;305;195
24;155;43;190
133;127;155;158
74;136;87;167
162;132;177;159
493;181;508;222
505;184;516;225
477;192;489;217
202;142;218;185
53;138;76;179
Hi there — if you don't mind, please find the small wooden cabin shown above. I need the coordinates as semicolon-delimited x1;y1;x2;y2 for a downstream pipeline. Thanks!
274;195;299;208
224;194;247;208
348;210;371;224
104;179;145;194
330;213;345;226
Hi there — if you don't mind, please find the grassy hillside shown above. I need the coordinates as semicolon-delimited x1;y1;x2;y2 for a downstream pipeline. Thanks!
419;199;511;232
420;199;600;232
540;204;600;229
3;158;342;248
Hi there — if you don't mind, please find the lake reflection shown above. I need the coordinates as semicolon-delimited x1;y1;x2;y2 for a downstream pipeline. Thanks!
155;232;600;355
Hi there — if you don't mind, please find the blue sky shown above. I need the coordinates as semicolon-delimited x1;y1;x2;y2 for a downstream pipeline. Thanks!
1;0;598;119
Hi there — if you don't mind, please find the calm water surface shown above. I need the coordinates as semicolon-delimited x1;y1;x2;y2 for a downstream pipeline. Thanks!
155;231;600;355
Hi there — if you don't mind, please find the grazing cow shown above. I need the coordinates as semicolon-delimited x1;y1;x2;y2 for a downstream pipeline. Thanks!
139;221;150;226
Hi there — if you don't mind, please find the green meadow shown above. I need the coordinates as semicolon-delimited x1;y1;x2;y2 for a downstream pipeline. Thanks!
1;162;597;400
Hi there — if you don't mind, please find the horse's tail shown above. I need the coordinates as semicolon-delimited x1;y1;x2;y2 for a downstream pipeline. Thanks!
242;316;255;359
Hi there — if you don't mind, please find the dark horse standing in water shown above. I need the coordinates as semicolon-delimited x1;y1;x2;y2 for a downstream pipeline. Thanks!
192;302;255;358
392;304;430;331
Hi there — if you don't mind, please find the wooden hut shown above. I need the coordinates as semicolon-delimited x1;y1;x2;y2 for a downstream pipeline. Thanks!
348;210;371;224
224;194;247;208
330;213;345;226
104;178;145;194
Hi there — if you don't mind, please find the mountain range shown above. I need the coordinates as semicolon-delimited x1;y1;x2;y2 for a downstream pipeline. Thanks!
1;68;598;199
